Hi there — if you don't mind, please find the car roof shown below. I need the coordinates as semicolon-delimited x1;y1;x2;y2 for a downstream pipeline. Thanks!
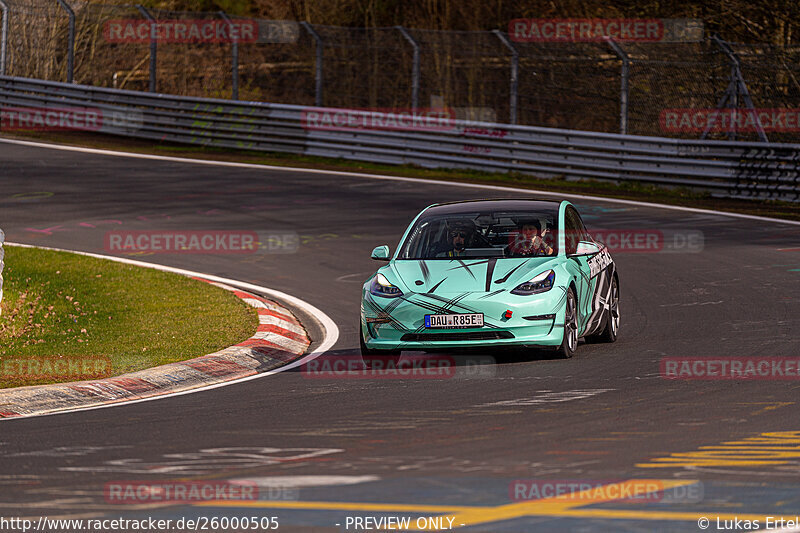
423;198;564;215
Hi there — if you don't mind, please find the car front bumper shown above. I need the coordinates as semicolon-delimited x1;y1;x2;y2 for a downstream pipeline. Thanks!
361;288;567;351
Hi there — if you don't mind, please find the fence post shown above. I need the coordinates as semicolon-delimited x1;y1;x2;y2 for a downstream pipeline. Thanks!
396;26;420;110
0;0;8;76
301;22;323;106
136;5;157;93
493;29;518;125
708;34;768;143
606;38;629;135
218;11;238;100
56;0;74;83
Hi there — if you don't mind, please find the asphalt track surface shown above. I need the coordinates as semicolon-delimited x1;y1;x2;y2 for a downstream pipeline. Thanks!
1;139;800;532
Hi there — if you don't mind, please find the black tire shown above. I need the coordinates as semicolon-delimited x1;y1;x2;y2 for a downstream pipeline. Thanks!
594;276;620;343
555;288;578;359
359;325;401;368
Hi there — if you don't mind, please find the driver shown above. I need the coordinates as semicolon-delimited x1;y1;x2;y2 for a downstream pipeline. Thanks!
507;219;554;257
438;221;474;258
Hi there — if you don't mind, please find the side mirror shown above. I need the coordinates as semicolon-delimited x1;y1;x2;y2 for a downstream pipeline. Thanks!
370;245;390;261
571;241;601;257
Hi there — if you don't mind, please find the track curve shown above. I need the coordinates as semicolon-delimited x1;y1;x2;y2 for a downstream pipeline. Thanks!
1;139;799;532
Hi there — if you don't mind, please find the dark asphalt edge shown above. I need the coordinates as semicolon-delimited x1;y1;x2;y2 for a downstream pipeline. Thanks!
1;136;798;227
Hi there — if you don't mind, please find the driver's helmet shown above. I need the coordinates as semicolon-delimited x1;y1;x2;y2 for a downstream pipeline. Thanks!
445;219;476;251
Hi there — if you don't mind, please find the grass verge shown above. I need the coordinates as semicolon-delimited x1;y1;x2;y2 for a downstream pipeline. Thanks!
4;131;800;222
0;246;258;389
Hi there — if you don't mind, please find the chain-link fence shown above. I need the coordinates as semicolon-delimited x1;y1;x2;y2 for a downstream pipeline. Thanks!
2;1;800;141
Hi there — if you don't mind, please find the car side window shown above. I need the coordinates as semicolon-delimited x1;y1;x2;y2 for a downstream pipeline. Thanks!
564;207;579;255
574;210;590;242
565;206;591;254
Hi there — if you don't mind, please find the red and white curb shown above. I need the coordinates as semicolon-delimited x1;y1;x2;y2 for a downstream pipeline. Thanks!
0;256;325;419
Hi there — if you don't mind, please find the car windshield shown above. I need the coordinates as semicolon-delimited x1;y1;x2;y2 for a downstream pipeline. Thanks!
398;209;559;260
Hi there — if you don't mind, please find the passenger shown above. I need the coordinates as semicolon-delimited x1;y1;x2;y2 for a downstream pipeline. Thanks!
507;219;554;257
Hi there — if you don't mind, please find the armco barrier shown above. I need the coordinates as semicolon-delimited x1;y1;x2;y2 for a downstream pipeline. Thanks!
1;75;798;202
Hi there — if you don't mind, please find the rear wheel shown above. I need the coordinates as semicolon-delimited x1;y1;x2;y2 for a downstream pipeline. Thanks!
593;277;620;343
359;325;401;368
555;288;578;359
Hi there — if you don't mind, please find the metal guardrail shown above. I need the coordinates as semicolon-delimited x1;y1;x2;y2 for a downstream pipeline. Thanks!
1;75;799;202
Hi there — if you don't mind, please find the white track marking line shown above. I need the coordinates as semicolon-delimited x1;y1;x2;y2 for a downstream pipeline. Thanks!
0;243;339;421
1;137;798;227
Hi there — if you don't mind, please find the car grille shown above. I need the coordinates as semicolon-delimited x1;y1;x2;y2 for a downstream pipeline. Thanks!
401;331;515;342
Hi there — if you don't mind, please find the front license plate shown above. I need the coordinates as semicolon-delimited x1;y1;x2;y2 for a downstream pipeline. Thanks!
424;313;484;329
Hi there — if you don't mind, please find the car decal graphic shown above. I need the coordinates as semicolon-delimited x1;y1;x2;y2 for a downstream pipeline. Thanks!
419;291;476;314
423;292;477;311
553;286;568;309
400;295;459;315
412;293;501;329
405;299;470;327
436;291;466;311
494;260;529;284
587;270;606;334
409;292;500;334
485;258;497;291
418;260;431;283
548;286;569;335
383;295;405;314
427;278;446;294
478;289;505;299
366;291;404;315
363;293;409;331
453;259;477;280
584;264;613;335
587;248;613;278
447;259;491;280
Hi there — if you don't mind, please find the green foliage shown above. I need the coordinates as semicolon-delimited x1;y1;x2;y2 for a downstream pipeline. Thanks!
0;247;258;388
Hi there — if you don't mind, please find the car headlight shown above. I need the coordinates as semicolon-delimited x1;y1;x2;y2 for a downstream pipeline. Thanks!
369;273;404;298
511;270;555;295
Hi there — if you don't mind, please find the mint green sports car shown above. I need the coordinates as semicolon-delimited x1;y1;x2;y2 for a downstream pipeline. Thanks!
360;199;619;358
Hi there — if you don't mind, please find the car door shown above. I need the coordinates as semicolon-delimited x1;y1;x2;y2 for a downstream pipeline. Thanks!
571;206;616;336
563;206;597;335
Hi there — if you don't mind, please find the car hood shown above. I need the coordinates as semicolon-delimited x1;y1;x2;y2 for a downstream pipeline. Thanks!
388;257;560;294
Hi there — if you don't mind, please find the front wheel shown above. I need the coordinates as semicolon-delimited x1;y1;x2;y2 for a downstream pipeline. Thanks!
555;288;578;359
359;325;401;367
